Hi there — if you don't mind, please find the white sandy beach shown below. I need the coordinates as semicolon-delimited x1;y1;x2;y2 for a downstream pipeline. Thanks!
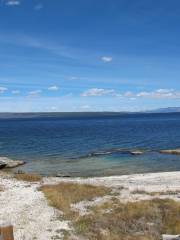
1;171;180;239
0;173;70;240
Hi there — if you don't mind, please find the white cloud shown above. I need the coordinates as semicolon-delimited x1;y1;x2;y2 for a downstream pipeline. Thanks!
81;88;115;97
81;87;180;100
28;90;42;97
5;0;20;6
0;87;8;93
48;85;59;91
136;91;150;97
118;88;179;99
12;90;20;94
136;89;177;99
155;88;174;93
123;91;134;97
101;56;113;63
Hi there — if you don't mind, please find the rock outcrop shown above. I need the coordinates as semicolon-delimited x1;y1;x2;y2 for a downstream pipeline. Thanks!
160;149;180;155
130;150;144;155
0;157;25;168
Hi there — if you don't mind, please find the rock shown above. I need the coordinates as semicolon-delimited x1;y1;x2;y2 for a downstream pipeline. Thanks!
162;234;180;240
56;173;71;178
130;150;144;155
0;161;7;169
0;157;25;168
160;149;180;155
5;160;25;168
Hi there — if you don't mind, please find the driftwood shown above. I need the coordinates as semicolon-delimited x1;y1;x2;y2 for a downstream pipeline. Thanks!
0;225;14;240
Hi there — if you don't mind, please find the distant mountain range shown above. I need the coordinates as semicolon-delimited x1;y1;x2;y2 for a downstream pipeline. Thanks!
145;107;180;113
0;107;180;119
0;112;129;119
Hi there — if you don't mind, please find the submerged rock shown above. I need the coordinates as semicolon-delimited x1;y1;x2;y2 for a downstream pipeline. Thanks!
0;157;25;168
160;149;180;155
56;173;71;178
130;150;144;155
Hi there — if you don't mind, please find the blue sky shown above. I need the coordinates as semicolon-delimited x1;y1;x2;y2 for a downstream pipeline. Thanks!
0;0;180;112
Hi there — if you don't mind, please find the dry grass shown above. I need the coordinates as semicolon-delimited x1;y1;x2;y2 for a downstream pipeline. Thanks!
15;173;42;182
131;189;150;195
74;198;180;240
40;182;180;240
40;182;110;214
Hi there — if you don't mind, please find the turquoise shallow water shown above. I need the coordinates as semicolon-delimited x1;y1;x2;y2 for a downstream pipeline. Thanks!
0;113;180;176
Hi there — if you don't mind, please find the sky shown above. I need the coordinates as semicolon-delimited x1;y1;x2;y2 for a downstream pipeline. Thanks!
0;0;180;112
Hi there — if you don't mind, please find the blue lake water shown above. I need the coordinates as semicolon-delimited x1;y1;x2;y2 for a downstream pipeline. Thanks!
0;113;180;176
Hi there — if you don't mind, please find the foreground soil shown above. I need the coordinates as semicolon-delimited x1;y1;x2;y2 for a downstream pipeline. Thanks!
1;171;180;239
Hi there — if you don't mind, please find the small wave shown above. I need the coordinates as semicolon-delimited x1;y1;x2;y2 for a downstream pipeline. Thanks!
79;148;140;159
89;151;113;156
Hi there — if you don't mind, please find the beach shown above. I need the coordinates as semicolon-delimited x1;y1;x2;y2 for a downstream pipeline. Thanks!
1;171;180;239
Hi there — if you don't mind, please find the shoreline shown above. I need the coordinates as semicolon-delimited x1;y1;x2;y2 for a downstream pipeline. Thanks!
44;170;180;196
1;146;180;178
1;170;180;239
2;146;180;178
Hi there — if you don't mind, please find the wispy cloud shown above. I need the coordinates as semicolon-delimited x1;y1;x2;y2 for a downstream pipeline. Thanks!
0;34;83;61
12;90;20;94
68;76;79;80
123;88;180;99
0;87;8;93
81;88;115;97
101;56;113;63
28;90;42;97
0;33;115;68
80;105;91;109
49;106;58;111
81;88;180;100
123;91;134;97
48;85;59;91
5;0;20;6
34;3;43;11
136;89;177;99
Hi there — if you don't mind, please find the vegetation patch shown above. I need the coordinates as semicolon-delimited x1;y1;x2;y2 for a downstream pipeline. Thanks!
40;182;180;239
40;182;110;215
131;189;150;195
74;198;180;240
15;173;42;182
